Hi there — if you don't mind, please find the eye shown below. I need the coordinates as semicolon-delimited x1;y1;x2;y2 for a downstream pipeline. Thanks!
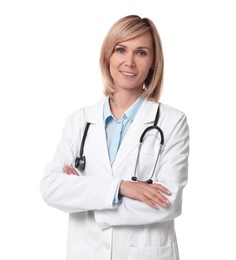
115;47;126;54
137;50;147;56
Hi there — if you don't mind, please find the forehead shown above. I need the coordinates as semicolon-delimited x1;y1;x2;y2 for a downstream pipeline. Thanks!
117;31;154;49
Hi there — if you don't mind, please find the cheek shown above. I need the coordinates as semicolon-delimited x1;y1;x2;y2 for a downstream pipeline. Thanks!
109;53;122;66
109;63;116;80
109;56;119;75
140;67;152;81
138;59;153;75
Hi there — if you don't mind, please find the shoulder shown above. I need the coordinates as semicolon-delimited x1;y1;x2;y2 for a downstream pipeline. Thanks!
143;99;187;124
159;102;187;122
65;97;105;126
158;102;189;143
145;100;189;137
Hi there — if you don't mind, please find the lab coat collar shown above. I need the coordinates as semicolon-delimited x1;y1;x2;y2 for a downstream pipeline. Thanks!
103;96;144;126
86;97;106;125
86;97;159;125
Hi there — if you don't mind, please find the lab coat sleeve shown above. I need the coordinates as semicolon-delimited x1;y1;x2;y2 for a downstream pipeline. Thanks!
94;114;189;229
40;112;120;213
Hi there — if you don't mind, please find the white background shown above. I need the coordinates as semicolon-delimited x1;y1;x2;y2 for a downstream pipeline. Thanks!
0;0;235;259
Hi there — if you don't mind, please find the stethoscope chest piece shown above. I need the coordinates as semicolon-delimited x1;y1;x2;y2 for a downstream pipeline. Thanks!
74;122;91;172
75;156;86;171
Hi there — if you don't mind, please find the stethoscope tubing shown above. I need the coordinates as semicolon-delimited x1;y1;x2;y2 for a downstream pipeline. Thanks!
132;126;164;184
139;125;164;144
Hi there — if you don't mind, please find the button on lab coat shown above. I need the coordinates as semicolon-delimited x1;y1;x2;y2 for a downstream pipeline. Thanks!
40;97;189;260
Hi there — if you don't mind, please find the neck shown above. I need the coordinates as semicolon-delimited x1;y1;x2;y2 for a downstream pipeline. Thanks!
109;90;143;120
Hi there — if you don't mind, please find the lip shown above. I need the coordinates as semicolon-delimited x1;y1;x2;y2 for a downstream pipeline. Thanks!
121;71;137;76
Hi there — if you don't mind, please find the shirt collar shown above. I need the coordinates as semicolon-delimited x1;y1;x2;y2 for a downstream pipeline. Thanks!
103;96;144;126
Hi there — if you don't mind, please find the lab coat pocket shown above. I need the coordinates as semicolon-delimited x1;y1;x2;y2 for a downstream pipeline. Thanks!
130;245;174;260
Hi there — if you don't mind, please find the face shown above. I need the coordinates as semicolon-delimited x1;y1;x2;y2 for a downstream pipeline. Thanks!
109;31;154;94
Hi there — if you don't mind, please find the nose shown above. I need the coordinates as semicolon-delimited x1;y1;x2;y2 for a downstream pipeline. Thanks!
125;53;136;68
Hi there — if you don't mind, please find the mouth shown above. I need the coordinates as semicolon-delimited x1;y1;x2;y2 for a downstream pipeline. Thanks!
121;71;137;77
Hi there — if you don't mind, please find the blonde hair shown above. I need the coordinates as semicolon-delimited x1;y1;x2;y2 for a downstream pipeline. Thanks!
99;15;164;102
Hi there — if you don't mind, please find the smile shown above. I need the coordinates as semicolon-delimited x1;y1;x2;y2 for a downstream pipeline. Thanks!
121;71;137;77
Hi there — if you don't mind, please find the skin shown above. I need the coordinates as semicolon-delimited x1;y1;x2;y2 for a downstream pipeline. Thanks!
64;31;171;209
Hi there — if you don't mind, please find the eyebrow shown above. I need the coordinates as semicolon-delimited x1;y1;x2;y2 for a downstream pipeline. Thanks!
116;44;151;50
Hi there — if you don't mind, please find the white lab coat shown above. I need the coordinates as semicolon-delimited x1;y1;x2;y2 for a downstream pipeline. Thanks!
40;97;189;260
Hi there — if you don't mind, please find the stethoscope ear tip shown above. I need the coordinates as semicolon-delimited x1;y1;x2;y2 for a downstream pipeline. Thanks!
131;177;153;184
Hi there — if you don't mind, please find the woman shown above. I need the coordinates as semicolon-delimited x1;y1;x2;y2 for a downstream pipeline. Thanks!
40;15;189;260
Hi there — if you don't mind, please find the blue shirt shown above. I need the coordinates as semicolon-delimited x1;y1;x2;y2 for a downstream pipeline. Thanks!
103;96;144;164
103;96;144;204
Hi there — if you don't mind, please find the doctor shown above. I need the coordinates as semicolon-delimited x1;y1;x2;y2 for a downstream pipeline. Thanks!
40;15;189;260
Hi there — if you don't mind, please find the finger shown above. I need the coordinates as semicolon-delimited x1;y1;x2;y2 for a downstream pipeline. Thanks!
152;183;172;195
153;189;170;207
143;197;159;209
63;165;77;175
144;189;169;208
63;165;70;174
142;185;170;207
66;165;79;175
71;167;80;176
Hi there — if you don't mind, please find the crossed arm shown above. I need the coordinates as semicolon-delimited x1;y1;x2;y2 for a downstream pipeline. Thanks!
63;164;171;209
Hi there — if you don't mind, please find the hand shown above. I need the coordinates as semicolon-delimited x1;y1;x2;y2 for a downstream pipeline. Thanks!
63;165;80;176
119;181;171;209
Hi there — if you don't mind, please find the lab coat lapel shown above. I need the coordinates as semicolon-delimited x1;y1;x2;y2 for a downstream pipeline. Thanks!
85;98;112;176
112;99;159;173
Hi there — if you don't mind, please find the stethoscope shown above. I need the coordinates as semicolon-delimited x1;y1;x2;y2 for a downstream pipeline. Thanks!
75;104;164;184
